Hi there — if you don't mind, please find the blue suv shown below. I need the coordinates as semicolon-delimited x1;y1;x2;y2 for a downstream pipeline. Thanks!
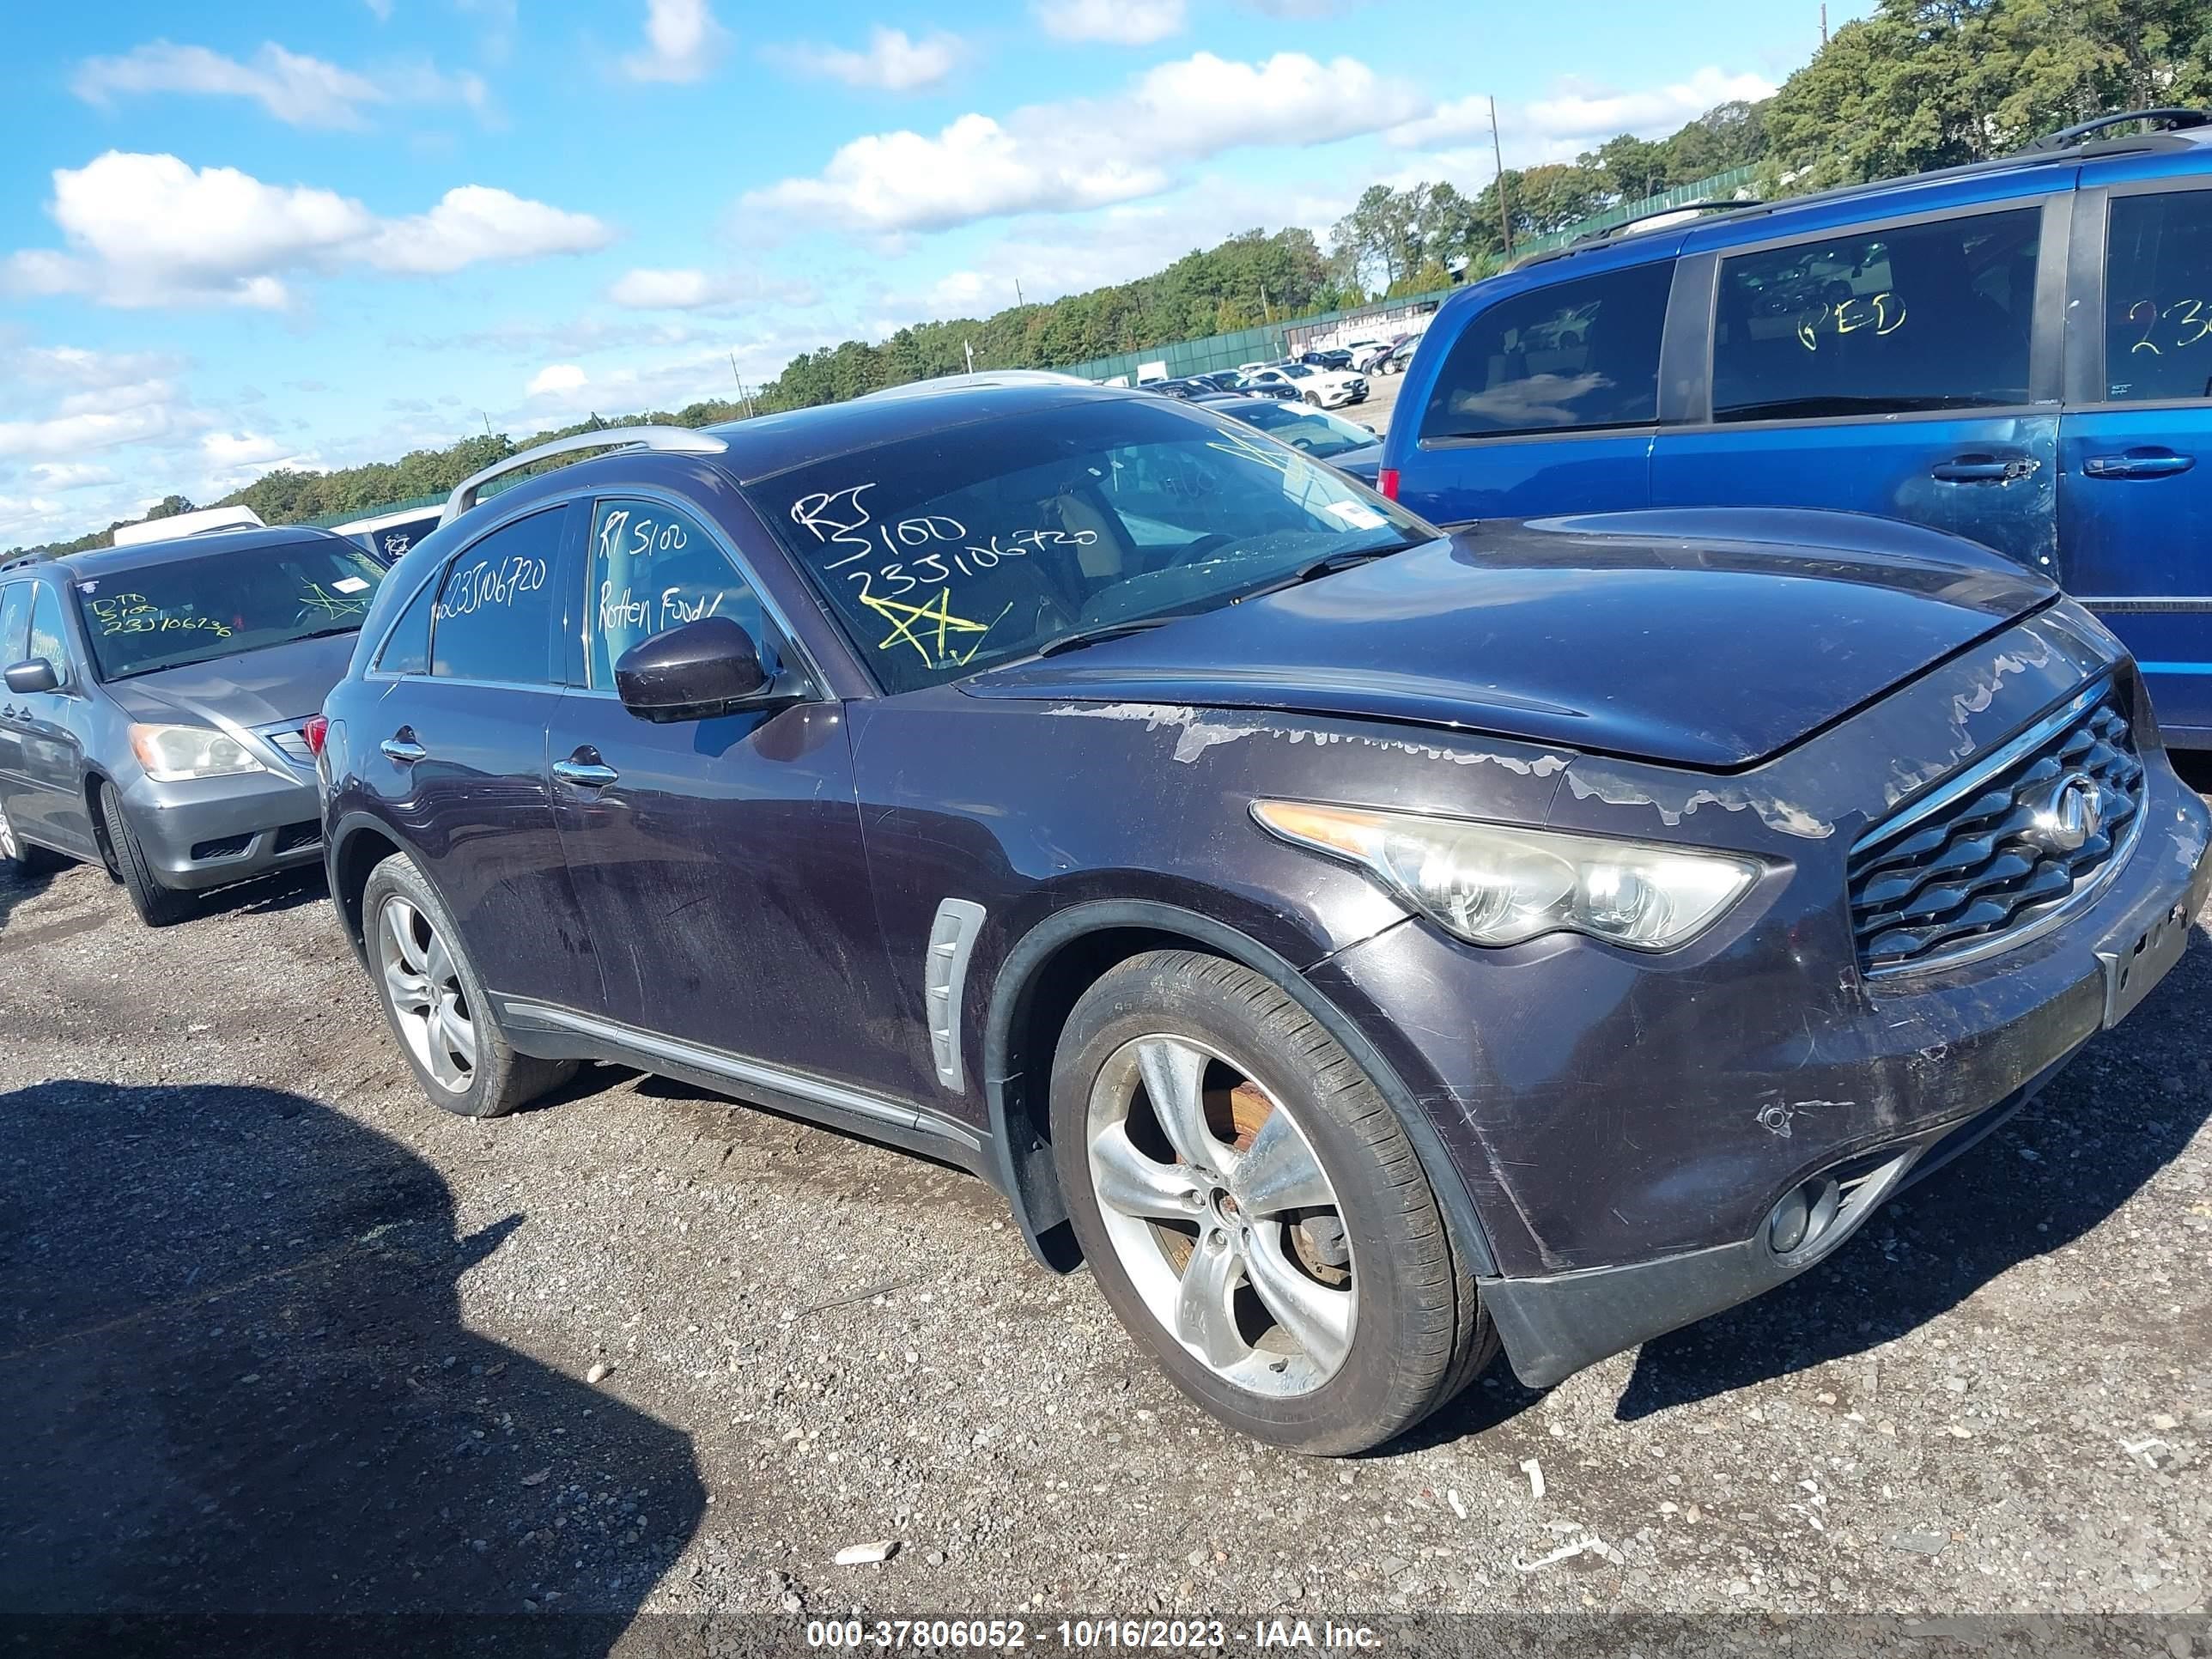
1379;109;2212;746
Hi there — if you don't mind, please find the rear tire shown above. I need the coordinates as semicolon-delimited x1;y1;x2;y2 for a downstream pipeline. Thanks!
362;851;577;1118
100;781;194;927
1050;950;1496;1455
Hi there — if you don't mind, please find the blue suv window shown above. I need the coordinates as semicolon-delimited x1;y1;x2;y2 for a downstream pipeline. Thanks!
1419;262;1672;441
2105;191;2212;403
1712;207;2041;422
428;507;562;684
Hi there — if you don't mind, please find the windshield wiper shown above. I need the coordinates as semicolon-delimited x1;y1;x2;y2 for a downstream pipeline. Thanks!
1232;542;1419;603
1033;617;1181;658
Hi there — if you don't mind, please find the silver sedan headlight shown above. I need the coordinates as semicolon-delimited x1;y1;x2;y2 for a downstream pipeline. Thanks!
1252;800;1760;951
130;723;269;783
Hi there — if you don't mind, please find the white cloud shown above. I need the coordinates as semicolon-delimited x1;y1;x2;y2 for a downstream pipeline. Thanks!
526;363;589;397
745;51;1427;234
71;40;492;130
0;385;197;462
776;27;963;92
604;266;817;311
365;0;394;19
624;0;729;83
1033;0;1186;46
4;152;612;308
1389;66;1778;162
29;462;116;490
363;185;611;275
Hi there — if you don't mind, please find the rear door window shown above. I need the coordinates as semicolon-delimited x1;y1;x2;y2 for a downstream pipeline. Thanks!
2103;190;2212;403
428;507;565;684
1711;206;2042;421
1419;262;1673;441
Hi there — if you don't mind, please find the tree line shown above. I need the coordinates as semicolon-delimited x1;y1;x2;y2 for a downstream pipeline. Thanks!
15;0;2210;558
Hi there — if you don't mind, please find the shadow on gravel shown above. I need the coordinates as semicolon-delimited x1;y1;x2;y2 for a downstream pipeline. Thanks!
0;1079;705;1652
187;866;331;924
1613;932;2212;1420
0;860;55;933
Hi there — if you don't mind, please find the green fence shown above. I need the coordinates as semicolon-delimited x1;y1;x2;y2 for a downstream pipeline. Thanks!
1059;163;1759;384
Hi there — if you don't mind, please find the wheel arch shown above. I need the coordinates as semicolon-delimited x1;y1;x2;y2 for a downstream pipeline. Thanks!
981;899;1499;1280
326;811;409;960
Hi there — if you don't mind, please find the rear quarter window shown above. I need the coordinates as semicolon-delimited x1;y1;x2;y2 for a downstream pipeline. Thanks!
428;507;565;685
1419;261;1674;441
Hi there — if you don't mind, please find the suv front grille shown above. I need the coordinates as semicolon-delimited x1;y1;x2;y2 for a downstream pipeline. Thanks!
1849;684;2144;973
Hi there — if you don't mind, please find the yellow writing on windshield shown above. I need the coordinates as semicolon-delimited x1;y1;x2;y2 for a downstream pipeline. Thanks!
861;588;1008;669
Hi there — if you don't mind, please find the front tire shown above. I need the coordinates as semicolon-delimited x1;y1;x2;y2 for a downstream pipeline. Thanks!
362;852;576;1118
1303;391;1322;407
100;781;193;927
1050;951;1494;1455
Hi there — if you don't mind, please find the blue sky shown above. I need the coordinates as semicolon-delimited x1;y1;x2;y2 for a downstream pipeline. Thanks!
0;0;1862;545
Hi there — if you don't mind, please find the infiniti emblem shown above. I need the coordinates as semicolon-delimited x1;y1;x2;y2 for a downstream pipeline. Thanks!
2024;770;2103;855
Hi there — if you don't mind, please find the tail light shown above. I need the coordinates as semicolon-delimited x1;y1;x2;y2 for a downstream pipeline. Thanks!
302;714;329;757
1376;468;1400;501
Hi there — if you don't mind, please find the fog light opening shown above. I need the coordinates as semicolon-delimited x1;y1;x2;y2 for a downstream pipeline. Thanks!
1767;1176;1843;1259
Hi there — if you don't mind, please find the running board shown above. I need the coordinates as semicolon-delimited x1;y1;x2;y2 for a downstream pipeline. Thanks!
493;996;986;1161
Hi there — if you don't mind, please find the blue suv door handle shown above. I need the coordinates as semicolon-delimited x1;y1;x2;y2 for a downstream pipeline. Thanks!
553;751;619;788
2082;449;2196;480
380;733;427;763
1930;455;2038;483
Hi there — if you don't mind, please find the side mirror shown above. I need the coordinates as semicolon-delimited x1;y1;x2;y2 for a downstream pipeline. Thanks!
4;659;59;695
613;617;784;723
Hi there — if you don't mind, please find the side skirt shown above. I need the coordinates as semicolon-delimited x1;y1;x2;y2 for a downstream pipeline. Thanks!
492;995;996;1182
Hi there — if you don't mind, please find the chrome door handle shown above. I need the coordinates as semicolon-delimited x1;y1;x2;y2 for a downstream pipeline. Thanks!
2083;451;2195;479
380;738;427;763
552;759;620;787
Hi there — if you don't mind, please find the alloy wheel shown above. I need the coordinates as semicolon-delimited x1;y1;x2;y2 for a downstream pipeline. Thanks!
0;801;17;863
375;893;477;1094
1085;1034;1356;1396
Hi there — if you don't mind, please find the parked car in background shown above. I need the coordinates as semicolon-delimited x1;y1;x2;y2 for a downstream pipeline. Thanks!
1195;393;1382;483
1352;337;1406;374
1379;337;1419;374
1144;374;1247;401
1379;106;2212;745
111;505;265;548
1297;349;1356;373
334;503;446;565
1238;361;1368;409
0;526;387;923
318;383;2207;1455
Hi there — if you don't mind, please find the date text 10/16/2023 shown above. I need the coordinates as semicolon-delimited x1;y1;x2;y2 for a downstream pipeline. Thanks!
805;1619;1383;1650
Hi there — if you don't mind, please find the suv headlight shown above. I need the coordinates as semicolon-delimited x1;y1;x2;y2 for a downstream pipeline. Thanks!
1252;800;1760;951
130;723;268;783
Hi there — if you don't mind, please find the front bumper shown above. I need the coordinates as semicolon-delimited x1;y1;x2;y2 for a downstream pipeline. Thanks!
1305;611;2211;1388
117;766;324;890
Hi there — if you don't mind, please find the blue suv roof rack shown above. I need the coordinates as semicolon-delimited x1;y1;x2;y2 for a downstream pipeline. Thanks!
2020;106;2210;153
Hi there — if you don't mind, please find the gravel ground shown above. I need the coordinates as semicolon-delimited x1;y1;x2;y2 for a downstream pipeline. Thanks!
2;763;2209;1650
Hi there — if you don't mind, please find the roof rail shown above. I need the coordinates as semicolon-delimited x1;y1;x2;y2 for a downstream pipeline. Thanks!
441;425;729;526
2021;106;2210;153
1571;198;1761;248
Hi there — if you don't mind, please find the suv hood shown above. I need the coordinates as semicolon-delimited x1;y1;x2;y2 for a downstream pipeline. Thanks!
963;510;2057;770
106;629;360;732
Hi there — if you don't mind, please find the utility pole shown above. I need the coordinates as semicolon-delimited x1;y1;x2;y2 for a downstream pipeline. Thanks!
963;339;975;374
1488;94;1514;259
1015;278;1024;307
479;410;493;439
1259;283;1273;323
1820;3;1828;44
730;352;755;418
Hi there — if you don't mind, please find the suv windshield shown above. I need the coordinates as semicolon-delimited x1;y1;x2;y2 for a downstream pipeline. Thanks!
1215;400;1375;459
753;398;1434;693
74;539;389;680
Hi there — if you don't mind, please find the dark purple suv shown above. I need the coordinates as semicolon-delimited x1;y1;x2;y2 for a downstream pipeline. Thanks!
318;378;2210;1454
